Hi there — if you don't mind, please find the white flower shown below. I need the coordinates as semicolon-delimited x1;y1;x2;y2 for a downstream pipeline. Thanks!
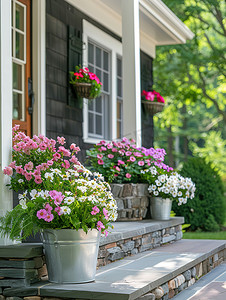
18;179;24;183
149;166;157;175
60;206;71;215
44;172;54;181
77;186;87;193
19;199;27;209
172;191;178;197
153;190;159;196
18;190;27;200
178;191;182;197
30;189;38;200
64;197;75;205
156;180;161;186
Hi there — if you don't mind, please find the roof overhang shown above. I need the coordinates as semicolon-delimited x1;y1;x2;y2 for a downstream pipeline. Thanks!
66;0;194;58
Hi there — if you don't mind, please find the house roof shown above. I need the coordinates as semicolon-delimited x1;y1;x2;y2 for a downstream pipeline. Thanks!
66;0;194;58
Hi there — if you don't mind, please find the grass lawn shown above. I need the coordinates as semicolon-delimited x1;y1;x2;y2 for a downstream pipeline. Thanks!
183;231;226;240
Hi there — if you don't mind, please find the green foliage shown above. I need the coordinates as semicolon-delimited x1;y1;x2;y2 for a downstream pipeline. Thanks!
172;157;225;231
153;0;226;172
183;231;226;240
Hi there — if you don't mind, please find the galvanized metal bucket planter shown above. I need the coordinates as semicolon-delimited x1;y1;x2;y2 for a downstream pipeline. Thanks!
150;197;172;220
41;228;100;283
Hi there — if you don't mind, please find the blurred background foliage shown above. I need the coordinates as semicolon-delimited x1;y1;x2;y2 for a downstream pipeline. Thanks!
153;0;226;180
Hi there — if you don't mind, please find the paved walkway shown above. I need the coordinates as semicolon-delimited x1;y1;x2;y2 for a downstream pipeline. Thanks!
174;262;226;300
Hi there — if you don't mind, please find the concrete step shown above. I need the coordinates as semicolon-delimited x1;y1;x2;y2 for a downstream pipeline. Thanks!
3;239;226;300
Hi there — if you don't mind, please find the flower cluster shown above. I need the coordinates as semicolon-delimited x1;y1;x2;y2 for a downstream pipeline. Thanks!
70;66;102;99
2;126;117;240
144;166;196;205
141;90;165;103
86;137;173;184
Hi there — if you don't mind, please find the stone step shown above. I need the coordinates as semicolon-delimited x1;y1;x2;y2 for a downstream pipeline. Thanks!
3;239;226;300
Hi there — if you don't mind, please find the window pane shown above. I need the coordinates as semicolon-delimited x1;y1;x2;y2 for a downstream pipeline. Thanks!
13;63;22;90
103;51;109;71
117;101;122;119
96;47;101;68
15;3;24;32
15;32;24;60
96;97;102;113
96;69;102;82
13;92;24;120
103;72;109;92
88;113;94;134
117;121;121;139
96;115;102;135
117;57;122;77
117;78;122;98
88;64;94;73
88;99;94;110
88;43;94;64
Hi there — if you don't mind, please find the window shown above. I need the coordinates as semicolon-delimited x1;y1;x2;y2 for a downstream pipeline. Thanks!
116;56;123;139
12;0;26;121
87;42;110;139
83;20;122;143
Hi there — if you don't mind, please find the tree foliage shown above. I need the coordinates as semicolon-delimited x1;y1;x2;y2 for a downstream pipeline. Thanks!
153;0;226;173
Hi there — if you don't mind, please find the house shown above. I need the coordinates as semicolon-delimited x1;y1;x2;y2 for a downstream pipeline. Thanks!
0;0;193;245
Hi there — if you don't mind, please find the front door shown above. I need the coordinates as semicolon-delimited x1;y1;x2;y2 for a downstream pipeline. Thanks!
12;0;31;137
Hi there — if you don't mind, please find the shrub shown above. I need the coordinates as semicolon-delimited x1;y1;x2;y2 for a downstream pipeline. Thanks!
172;157;225;231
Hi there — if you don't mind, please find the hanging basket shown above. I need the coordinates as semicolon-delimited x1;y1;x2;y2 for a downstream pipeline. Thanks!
73;83;94;99
142;100;164;115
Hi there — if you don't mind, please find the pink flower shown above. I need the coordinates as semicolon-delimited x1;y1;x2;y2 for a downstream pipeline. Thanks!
24;172;33;181
24;161;34;171
115;166;120;172
53;152;61;161
70;155;78;164
103;208;109;220
98;159;104;165
130;156;136;162
44;214;54;222
45;203;53;213
3;167;13;176
16;166;23;174
97;221;105;232
37;209;47;219
57;136;66;145
108;154;114;159
104;230;109;237
58;146;71;157
118;160;125;165
47;160;54;166
54;206;62;216
49;190;64;206
107;144;113;149
97;154;103;159
126;173;131;179
126;151;132;156
34;176;42;184
39;142;47;151
112;148;118;153
70;143;80;153
91;206;100;215
62;159;70;169
138;161;144;166
9;161;16;169
101;146;107;151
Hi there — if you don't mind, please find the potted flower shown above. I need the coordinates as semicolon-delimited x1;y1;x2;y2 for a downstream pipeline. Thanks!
141;90;165;115
1;125;117;284
70;66;102;99
86;138;173;221
141;166;196;220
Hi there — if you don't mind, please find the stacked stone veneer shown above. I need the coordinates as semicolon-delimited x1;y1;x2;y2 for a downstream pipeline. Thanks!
138;249;225;300
97;224;183;268
0;245;47;295
111;183;150;221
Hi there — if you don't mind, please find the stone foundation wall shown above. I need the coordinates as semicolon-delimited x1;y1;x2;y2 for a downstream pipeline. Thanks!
138;249;225;300
111;183;150;221
97;225;183;268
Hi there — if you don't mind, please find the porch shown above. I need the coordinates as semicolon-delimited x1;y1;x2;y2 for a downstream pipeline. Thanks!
0;218;225;300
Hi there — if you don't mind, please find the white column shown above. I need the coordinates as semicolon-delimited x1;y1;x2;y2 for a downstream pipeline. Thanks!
122;0;141;146
0;0;13;245
32;0;46;136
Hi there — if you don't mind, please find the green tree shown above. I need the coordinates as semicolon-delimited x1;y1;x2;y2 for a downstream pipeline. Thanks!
153;0;226;169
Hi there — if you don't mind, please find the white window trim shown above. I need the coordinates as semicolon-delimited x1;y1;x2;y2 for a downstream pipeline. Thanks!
83;20;122;144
